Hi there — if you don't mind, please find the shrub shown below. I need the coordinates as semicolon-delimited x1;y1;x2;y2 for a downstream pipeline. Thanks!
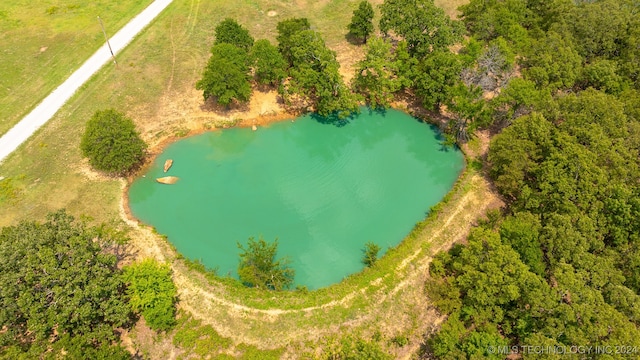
363;241;380;267
80;109;146;176
123;259;178;332
237;236;295;290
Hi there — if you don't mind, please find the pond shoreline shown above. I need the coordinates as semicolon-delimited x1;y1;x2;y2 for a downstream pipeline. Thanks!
122;106;466;289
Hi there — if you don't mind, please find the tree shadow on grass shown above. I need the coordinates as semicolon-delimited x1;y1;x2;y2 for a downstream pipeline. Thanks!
344;32;365;46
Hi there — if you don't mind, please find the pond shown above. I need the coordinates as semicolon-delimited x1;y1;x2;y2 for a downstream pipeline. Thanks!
128;108;464;289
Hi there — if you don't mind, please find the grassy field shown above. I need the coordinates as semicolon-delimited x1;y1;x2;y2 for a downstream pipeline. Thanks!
0;0;153;136
0;0;474;357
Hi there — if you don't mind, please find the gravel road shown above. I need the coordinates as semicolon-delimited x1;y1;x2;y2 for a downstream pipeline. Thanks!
0;0;173;163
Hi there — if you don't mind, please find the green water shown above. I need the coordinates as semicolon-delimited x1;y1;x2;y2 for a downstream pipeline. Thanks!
128;108;464;289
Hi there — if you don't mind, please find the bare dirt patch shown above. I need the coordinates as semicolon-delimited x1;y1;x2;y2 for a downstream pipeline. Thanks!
133;85;288;150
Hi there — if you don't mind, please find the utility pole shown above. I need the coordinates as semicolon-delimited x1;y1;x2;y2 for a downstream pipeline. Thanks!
97;16;117;66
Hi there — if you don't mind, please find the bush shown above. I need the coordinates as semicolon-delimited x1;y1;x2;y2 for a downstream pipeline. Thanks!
80;109;146;176
123;259;178;332
237;236;295;290
362;241;380;267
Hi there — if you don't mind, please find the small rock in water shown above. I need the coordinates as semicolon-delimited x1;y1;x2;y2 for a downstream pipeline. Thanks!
252;125;258;131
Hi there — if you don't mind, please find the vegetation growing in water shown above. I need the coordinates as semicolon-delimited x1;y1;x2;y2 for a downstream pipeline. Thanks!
4;0;640;357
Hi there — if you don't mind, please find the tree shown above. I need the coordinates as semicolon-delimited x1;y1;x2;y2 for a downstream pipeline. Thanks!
413;50;462;112
446;84;490;144
237;236;295;290
348;1;375;44
196;43;252;107
578;59;625;94
352;37;399;108
521;31;583;90
80;109;146;176
276;18;311;65
123;259;178;332
553;0;632;61
283;29;358;118
0;210;132;356
461;38;515;92
489;78;551;127
250;39;287;86
214;18;254;52
459;0;531;41
362;241;380;267
499;212;546;277
379;0;463;56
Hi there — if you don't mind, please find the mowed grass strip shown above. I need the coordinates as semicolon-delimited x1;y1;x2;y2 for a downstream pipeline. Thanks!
0;0;153;137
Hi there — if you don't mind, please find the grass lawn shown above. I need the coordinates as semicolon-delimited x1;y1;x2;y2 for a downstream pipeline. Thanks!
0;0;474;356
0;0;153;137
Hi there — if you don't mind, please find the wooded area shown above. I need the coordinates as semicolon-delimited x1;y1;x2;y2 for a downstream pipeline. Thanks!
2;0;639;357
425;0;640;358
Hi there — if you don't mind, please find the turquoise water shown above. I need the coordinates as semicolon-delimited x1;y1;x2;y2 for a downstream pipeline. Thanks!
128;108;464;289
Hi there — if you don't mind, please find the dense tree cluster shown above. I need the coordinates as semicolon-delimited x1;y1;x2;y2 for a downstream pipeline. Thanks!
197;17;357;118
425;0;640;357
0;211;133;358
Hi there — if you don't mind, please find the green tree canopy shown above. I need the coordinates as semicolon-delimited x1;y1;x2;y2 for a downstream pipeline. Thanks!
123;259;178;332
0;210;132;357
352;37;399;108
250;39;287;86
552;0;633;61
283;29;358;118
237;237;295;290
489;78;552;127
276;18;311;65
348;1;375;43
214;18;254;51
379;0;463;56
521;31;583;90
578;59;626;94
445;83;490;143
80;109;147;176
196;43;252;107
412;50;462;112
